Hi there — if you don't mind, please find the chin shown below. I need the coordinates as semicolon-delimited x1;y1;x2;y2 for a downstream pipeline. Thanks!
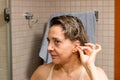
52;59;61;64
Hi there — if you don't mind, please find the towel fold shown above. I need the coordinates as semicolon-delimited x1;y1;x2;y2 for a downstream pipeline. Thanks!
39;11;96;63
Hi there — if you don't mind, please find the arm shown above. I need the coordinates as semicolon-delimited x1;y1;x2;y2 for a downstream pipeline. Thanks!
76;43;108;80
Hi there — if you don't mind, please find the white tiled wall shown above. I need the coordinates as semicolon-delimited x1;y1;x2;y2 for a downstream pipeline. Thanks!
11;0;114;80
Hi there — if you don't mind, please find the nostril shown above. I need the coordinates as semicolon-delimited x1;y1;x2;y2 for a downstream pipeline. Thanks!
47;44;54;52
48;48;54;54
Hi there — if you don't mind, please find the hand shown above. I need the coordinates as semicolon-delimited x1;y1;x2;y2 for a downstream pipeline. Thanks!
76;43;101;67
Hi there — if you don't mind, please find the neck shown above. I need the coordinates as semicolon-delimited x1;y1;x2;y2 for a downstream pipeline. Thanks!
58;56;82;74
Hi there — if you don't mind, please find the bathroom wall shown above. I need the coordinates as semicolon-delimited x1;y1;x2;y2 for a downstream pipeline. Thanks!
11;0;114;80
0;0;10;80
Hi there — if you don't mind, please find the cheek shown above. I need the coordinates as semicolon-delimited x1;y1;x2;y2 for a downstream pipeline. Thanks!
57;44;73;56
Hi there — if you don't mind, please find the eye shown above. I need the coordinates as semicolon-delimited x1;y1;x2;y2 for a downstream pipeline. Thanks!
54;39;61;45
55;39;60;44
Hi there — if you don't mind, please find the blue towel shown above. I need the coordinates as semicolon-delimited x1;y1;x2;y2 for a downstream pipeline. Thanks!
39;11;96;63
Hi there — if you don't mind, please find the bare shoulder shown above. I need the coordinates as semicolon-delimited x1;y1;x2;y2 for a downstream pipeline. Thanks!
30;63;53;80
83;67;109;80
96;67;109;80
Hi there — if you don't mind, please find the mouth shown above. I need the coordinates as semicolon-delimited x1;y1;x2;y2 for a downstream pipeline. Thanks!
51;55;57;59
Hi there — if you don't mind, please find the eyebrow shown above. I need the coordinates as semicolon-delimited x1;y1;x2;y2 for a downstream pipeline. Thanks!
47;37;61;41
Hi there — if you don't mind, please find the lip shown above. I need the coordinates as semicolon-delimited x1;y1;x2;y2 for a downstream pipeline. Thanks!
51;55;57;59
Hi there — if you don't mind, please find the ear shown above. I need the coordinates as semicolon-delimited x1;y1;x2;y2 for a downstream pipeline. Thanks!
73;40;80;47
72;40;80;53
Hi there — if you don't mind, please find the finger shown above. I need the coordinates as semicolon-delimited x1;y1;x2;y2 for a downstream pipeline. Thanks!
85;43;102;53
80;46;92;56
95;44;102;52
90;44;101;61
84;43;96;50
76;46;84;57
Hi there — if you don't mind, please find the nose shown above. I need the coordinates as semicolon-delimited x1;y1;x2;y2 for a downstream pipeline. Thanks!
47;43;54;52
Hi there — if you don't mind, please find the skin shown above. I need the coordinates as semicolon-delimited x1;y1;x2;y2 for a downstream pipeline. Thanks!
47;25;78;65
31;25;108;80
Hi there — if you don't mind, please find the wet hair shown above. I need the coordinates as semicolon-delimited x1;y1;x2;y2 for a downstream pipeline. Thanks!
50;15;89;46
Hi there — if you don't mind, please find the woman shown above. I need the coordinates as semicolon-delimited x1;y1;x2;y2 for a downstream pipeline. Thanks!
31;15;108;80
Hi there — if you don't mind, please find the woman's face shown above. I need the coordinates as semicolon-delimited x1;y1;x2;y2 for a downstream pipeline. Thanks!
47;25;75;64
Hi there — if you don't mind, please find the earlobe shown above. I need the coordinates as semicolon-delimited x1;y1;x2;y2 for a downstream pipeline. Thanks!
72;45;78;53
72;40;80;53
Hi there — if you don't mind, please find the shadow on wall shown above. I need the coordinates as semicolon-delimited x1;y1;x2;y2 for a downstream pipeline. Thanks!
0;12;6;27
0;12;8;53
26;23;48;79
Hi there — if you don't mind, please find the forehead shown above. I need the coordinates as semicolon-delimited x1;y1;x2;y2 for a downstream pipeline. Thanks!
48;26;65;39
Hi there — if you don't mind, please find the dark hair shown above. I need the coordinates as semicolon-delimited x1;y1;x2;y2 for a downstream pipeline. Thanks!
50;15;88;46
